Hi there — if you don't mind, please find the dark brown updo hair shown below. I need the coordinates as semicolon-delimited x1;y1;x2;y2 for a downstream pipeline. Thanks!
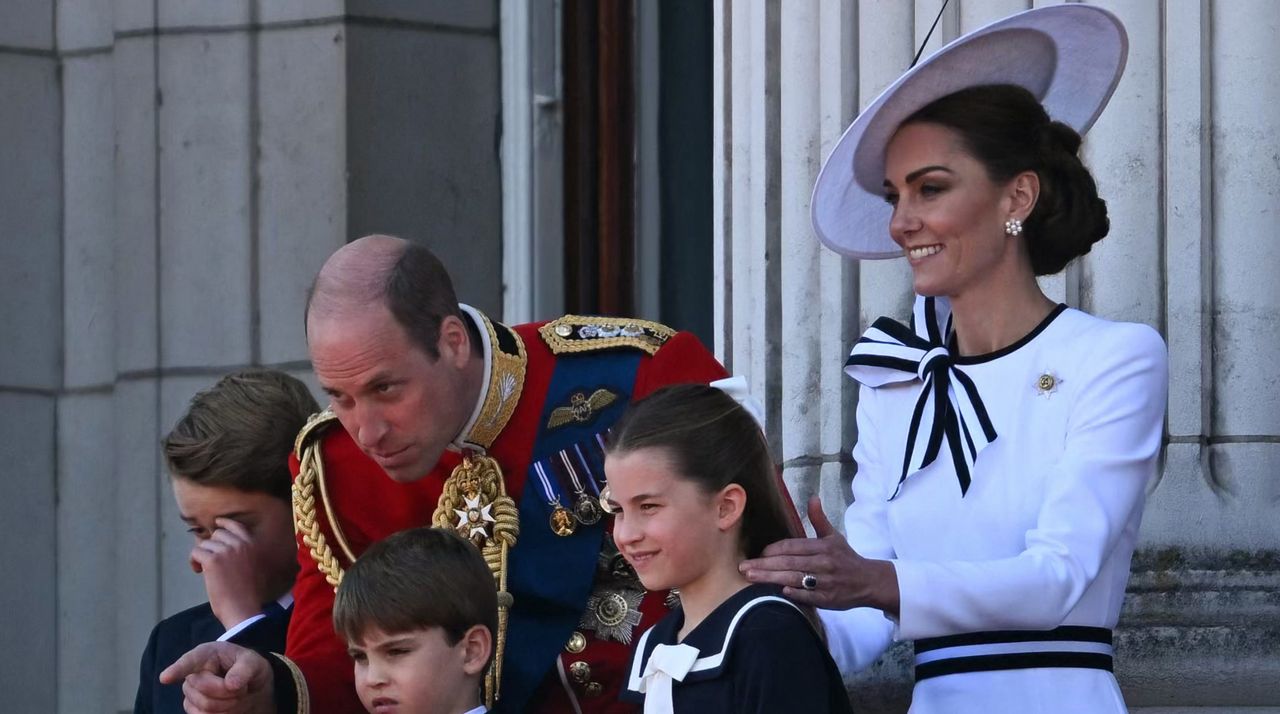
902;84;1109;275
606;383;799;559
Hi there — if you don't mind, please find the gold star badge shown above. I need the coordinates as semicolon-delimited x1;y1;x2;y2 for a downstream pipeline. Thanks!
1034;370;1063;398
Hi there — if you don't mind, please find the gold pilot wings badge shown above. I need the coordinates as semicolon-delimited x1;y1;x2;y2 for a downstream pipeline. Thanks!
547;389;620;430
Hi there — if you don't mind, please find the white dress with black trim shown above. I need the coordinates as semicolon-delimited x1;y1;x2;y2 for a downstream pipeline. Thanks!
623;583;853;714
820;297;1168;714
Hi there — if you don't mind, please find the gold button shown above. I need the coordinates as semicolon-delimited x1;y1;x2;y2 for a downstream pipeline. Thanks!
565;631;587;654
555;323;574;337
1037;373;1056;391
584;682;603;697
569;660;590;684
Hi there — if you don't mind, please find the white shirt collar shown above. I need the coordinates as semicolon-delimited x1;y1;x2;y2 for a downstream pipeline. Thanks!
450;303;493;452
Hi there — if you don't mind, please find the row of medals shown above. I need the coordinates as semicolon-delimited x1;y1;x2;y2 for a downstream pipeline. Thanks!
548;484;605;537
555;486;656;650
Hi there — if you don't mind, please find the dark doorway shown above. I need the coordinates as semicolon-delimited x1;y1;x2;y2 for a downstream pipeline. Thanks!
560;0;713;346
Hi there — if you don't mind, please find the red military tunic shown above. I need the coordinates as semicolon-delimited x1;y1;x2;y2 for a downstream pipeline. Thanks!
278;309;727;713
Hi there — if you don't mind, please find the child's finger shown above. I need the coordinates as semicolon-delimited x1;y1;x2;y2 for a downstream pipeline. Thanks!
190;544;213;564
213;517;253;542
193;538;229;557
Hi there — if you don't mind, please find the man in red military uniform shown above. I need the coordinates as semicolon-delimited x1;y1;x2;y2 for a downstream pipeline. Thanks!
163;235;727;713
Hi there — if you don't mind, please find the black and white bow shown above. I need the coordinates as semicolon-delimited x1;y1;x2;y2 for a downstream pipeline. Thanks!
844;296;997;498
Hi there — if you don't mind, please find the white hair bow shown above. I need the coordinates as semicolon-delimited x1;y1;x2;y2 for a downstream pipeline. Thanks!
710;376;766;431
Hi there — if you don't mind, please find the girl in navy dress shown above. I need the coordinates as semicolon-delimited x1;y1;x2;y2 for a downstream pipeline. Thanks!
605;383;853;714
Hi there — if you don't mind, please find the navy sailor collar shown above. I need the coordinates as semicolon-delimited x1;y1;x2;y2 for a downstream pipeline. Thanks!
624;583;800;693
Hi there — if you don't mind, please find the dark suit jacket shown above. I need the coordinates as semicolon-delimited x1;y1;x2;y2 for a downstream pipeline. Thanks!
134;600;292;714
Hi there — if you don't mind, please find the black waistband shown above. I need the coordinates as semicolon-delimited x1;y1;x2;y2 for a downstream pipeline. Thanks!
913;626;1114;682
915;625;1113;654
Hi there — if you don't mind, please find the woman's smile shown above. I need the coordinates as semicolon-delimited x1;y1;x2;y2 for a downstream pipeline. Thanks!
884;122;1017;297
905;244;944;262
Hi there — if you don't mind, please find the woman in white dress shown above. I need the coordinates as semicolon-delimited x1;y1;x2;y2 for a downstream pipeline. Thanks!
740;6;1168;713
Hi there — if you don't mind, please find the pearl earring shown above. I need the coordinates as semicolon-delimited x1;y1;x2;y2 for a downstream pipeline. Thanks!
1004;218;1023;236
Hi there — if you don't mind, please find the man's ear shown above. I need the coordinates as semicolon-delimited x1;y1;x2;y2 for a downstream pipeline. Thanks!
1008;170;1041;223
460;624;493;676
716;483;747;532
437;315;472;368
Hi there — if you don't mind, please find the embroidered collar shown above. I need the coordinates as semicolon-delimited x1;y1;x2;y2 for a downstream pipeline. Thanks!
625;584;800;693
452;304;528;453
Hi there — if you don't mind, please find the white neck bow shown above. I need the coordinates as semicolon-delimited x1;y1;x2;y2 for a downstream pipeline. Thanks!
638;642;700;714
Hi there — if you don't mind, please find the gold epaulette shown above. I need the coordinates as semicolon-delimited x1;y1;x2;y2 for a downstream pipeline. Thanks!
291;408;355;589
539;315;676;356
293;408;339;460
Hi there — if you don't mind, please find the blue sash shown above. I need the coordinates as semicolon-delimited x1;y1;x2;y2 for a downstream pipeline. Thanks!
497;350;641;712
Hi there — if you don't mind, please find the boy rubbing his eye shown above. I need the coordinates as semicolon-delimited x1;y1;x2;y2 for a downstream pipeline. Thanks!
135;369;318;714
333;527;496;714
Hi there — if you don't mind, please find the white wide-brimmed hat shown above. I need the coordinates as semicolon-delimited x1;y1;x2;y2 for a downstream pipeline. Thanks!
810;4;1128;259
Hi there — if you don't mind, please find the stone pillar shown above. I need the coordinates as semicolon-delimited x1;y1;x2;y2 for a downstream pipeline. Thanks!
344;3;503;314
778;0;858;527
853;0;916;327
0;2;66;711
112;4;161;706
713;0;1280;710
0;1;67;711
58;1;119;710
716;0;781;428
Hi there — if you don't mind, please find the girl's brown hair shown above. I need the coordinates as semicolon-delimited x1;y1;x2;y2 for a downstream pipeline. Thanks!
605;383;800;558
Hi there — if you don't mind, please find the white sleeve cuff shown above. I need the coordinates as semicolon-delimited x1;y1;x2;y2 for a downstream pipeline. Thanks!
217;613;267;642
817;606;896;674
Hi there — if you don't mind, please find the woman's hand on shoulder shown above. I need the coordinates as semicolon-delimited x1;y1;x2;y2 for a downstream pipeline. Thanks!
739;496;900;616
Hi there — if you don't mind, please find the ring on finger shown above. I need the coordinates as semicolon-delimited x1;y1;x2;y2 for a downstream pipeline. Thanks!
801;572;818;591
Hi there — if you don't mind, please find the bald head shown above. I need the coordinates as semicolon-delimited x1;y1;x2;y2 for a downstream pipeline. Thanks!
309;234;407;321
306;235;464;360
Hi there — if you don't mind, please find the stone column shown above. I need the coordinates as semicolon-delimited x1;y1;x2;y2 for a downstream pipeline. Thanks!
58;0;119;709
778;0;859;528
344;3;503;313
0;3;61;708
1119;0;1280;707
112;2;161;705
